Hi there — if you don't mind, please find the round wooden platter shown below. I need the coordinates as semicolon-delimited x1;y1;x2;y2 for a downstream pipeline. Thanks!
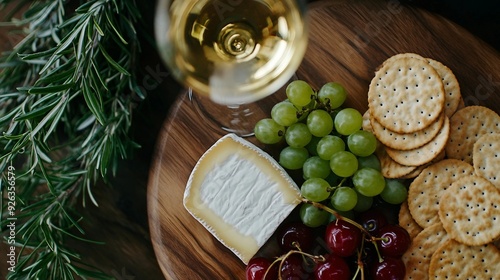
147;0;500;279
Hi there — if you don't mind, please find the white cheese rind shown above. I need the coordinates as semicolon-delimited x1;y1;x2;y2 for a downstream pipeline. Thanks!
184;134;302;264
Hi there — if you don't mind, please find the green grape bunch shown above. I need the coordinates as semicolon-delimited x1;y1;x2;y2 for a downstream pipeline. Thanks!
254;80;408;227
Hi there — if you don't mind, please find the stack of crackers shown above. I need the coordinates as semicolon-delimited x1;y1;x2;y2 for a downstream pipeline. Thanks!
365;53;461;179
364;53;500;279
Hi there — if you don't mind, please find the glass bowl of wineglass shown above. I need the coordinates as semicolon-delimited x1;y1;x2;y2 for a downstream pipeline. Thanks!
155;0;308;136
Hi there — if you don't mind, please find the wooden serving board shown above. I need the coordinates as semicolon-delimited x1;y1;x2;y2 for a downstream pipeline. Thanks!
147;1;500;279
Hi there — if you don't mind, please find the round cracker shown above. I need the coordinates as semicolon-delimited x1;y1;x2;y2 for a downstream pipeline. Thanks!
368;57;445;133
375;145;417;178
370;112;445;151
427;58;462;118
473;133;500;189
408;159;474;229
438;175;500;246
385;116;450;167
402;223;450;280
398;201;423;240
399;164;427;180
446;105;500;164
382;54;460;118
429;240;500;279
362;109;373;132
399;149;446;180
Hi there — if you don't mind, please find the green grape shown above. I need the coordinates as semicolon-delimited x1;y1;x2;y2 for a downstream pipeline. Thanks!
334;108;363;136
318;82;347;109
299;203;330;228
317;135;346;160
352;190;373;212
254;118;285;144
330;187;358;212
306;136;321;156
380;179;408;204
352;167;386;197
347;130;378;157
279;146;309;170
307;109;334;137
329;151;358;178
303;156;331;179
286;80;315;107
357;154;381;171
285;123;312;148
271;101;299;126
300;178;331;202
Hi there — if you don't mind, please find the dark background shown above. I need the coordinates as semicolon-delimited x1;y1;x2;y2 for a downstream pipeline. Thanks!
400;0;500;50
1;0;499;279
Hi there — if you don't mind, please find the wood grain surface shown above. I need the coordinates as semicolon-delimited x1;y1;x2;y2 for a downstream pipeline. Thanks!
147;0;500;279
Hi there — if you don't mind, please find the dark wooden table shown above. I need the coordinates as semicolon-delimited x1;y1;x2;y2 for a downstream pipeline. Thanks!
148;0;500;279
1;1;499;279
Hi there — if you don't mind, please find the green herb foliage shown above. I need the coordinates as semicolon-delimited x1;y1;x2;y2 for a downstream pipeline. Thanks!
0;0;146;278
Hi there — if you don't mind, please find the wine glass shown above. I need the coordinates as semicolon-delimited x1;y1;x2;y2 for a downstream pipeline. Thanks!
154;0;308;136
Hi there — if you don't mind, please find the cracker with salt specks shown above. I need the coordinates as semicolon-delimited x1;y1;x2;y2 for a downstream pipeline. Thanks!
473;133;500;189
370;112;445;151
402;223;450;280
438;175;500;246
384;54;461;118
399;164;428;180
375;145;417;179
398;201;423;240
408;159;474;229
429;240;500;279
368;57;445;134
399;149;446;180
446;105;500;164
385;116;450;167
427;58;462;117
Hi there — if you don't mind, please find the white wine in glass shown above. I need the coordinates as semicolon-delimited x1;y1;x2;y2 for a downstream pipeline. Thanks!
155;0;308;134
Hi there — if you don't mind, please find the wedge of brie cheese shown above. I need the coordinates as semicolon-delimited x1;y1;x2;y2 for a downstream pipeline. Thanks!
184;134;302;264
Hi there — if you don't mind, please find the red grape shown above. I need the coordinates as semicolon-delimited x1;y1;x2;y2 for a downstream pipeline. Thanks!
378;225;411;257
246;257;277;280
276;222;314;253
280;254;311;280
324;219;362;257
314;254;350;280
371;256;406;280
358;208;388;236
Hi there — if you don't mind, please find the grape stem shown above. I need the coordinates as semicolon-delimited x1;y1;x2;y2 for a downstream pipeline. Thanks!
301;198;385;267
353;238;366;280
295;93;337;119
301;198;371;237
326;177;347;192
371;239;384;263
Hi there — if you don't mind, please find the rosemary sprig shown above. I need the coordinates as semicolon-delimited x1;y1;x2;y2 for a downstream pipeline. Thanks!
0;0;147;278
